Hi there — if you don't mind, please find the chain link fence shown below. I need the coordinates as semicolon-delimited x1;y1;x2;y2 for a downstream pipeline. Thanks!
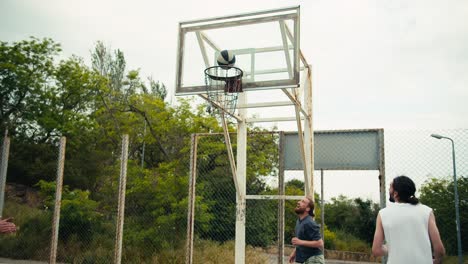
0;129;466;263
384;129;467;258
190;129;467;263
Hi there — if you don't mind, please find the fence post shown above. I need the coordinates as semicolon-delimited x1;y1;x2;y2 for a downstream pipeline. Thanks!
378;130;386;264
0;130;10;218
114;135;129;264
50;137;67;264
378;129;386;209
185;134;198;264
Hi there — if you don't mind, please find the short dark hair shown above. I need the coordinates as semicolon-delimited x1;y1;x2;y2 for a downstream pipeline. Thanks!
393;175;419;205
305;196;315;216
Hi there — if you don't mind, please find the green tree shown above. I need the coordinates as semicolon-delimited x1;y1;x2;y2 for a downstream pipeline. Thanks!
89;41;169;167
145;77;167;100
324;195;378;243
0;37;60;134
1;37;297;259
1;38;107;188
353;198;379;243
420;176;468;255
91;40;125;93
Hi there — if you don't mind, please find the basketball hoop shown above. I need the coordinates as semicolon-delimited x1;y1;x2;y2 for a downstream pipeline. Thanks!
204;66;243;116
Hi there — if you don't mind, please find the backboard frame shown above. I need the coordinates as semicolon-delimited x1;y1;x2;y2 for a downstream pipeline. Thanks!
175;6;301;95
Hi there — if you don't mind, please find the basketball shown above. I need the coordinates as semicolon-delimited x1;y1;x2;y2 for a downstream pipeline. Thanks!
216;50;236;68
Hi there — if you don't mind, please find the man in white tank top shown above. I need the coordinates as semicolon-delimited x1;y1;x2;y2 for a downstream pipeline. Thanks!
372;176;445;264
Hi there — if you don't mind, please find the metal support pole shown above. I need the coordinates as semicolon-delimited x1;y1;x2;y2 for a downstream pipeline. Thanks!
431;134;462;264
303;65;314;198
114;135;129;264
320;169;324;245
378;129;386;264
448;138;463;264
235;93;247;264
221;114;240;197
0;130;10;218
186;134;198;264
278;132;285;264
378;129;386;209
50;137;67;264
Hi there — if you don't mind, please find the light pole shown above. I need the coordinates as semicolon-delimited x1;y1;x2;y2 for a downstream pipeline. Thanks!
431;134;463;264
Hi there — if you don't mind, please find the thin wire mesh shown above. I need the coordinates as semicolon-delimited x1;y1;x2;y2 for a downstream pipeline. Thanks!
384;129;468;257
192;133;280;263
204;66;243;116
192;134;236;263
0;129;466;263
192;130;468;263
0;138;61;262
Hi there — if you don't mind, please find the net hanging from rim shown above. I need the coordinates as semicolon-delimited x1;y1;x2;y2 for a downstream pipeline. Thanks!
204;66;243;116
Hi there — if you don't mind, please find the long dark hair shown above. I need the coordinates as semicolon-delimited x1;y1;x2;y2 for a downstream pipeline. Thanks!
306;196;315;217
393;175;419;205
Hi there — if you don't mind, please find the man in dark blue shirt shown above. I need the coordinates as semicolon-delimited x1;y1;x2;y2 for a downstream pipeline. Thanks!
289;196;324;264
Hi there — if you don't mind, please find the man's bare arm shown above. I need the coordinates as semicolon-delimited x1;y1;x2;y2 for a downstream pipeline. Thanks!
291;237;324;249
372;214;388;257
0;218;16;234
428;211;445;263
288;248;296;263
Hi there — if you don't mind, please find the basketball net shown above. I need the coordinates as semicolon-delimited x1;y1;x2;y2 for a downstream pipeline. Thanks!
204;66;243;198
204;66;243;117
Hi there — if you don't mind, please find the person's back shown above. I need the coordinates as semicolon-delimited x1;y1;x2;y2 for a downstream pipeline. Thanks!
372;176;445;264
380;203;432;264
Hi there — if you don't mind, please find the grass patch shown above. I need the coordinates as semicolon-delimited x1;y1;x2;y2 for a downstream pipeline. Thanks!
192;239;269;264
0;200;51;260
326;229;371;253
442;255;468;264
3;199;44;225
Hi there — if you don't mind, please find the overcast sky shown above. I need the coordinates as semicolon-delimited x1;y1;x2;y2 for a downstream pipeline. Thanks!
1;0;467;202
2;0;467;131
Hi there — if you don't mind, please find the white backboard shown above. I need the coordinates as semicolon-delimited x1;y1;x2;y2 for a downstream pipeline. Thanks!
175;6;302;95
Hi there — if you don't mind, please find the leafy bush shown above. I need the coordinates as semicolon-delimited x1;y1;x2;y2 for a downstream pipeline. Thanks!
323;227;337;249
332;230;370;253
324;195;379;244
36;180;104;242
323;228;370;253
